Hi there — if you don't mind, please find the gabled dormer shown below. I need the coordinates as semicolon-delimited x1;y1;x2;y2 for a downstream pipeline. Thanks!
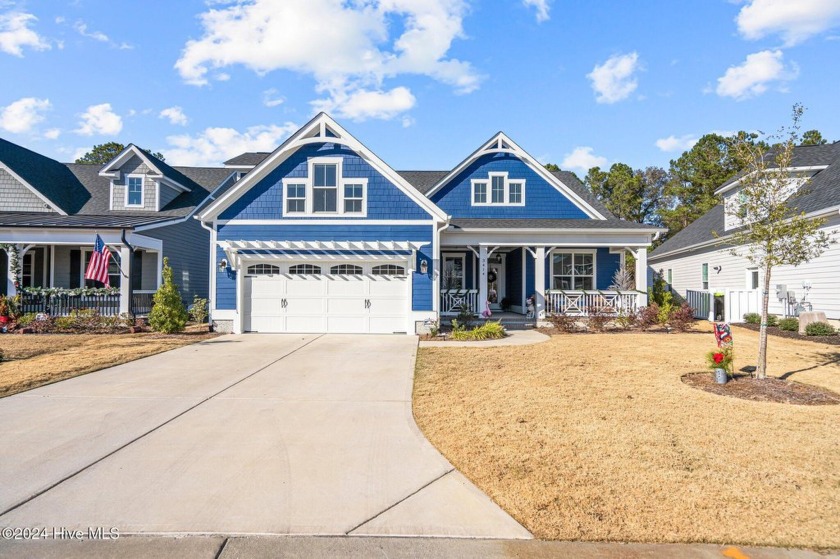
425;132;606;220
99;145;192;211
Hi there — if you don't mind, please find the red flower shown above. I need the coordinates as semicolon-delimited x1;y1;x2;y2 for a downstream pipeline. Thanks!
713;353;724;364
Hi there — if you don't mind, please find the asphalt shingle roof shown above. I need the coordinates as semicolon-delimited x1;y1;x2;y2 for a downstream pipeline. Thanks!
718;142;840;190
223;152;271;166
450;218;660;230
0;212;171;228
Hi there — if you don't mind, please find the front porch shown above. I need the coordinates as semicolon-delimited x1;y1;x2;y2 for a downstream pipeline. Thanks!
438;243;649;320
2;240;161;316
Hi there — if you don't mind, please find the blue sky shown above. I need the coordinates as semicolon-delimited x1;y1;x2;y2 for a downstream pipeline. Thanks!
1;0;838;174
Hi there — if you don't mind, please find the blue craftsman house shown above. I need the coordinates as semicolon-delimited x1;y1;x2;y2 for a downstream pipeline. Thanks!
198;113;662;334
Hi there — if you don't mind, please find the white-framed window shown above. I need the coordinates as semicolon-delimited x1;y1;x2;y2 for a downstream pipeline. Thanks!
442;253;466;290
747;268;759;290
285;183;306;213
126;175;144;207
701;263;709;290
372;264;406;276
470;172;525;206
281;157;368;217
246;264;280;275
330;264;363;275
82;248;121;288
551;250;595;290
289;264;321;274
666;269;673;284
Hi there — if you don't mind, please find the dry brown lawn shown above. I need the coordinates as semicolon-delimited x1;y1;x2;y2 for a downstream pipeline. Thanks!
414;323;840;548
0;326;218;397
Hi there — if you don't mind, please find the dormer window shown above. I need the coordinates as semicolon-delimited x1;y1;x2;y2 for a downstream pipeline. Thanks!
281;157;367;217
471;172;525;206
126;175;144;207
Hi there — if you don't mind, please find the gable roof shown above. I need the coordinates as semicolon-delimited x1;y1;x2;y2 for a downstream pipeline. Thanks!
421;131;607;220
199;113;448;222
651;148;840;260
99;144;193;192
0;137;91;214
224;152;271;167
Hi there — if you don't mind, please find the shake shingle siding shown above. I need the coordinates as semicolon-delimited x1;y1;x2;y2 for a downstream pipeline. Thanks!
0;169;53;213
143;218;209;304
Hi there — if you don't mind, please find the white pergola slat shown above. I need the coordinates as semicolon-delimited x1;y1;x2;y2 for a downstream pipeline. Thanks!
219;240;429;270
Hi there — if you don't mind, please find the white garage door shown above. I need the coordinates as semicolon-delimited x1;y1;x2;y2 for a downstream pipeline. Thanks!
243;262;409;334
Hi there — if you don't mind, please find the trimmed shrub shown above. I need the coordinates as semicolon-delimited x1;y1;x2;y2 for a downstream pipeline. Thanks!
614;309;639;330
743;312;761;324
16;313;36;327
657;301;674;327
805;321;836;337
669;303;696;332
638;304;660;330
148;257;189;334
450;320;506;341
548;313;580;333
766;314;779;327
586;308;611;332
54;316;74;331
778;317;799;332
189;296;209;324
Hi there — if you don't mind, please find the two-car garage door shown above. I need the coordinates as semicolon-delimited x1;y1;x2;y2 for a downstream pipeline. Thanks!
242;262;409;334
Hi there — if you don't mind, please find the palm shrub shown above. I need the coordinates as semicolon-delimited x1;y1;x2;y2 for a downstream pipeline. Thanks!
778;317;799;332
805;321;836;336
149;257;188;333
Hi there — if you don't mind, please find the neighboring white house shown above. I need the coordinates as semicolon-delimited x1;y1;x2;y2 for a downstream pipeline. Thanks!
648;142;840;323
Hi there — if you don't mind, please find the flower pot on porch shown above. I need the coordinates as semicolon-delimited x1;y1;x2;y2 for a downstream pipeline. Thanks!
714;368;728;384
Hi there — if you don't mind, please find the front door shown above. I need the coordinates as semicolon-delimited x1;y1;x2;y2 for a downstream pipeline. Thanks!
487;261;505;310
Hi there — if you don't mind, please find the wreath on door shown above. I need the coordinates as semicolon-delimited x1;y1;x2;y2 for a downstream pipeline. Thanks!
487;270;497;283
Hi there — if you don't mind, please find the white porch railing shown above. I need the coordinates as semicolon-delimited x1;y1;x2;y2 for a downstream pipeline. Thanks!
686;289;712;320
440;289;479;315
545;290;644;316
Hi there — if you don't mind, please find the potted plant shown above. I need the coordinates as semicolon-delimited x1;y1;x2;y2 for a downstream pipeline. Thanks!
706;347;734;384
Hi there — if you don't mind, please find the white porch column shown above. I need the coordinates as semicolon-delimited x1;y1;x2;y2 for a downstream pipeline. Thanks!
119;245;131;315
478;246;488;316
634;247;648;306
233;256;243;334
534;246;546;318
4;246;16;296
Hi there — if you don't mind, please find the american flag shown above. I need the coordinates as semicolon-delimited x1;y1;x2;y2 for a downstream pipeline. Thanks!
85;234;112;287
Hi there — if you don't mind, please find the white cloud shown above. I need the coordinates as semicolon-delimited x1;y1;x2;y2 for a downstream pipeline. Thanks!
262;88;285;108
715;49;797;100
560;147;608;173
72;20;132;49
174;0;480;121
736;0;840;46
0;11;50;56
162;123;299;166
523;0;551;22
311;86;416;121
44;128;61;139
587;52;641;104
159;106;188;126
75;103;123;136
0;97;50;133
655;134;699;153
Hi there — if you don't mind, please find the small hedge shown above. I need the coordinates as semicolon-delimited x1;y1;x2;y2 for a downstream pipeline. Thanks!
451;320;506;341
804;321;836;336
743;313;761;324
778;317;799;332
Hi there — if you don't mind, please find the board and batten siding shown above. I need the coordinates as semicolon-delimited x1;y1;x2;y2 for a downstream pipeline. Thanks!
0;168;53;213
142;218;210;304
650;218;840;319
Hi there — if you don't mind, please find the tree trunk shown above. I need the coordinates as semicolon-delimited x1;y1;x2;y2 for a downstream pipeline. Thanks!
756;264;773;380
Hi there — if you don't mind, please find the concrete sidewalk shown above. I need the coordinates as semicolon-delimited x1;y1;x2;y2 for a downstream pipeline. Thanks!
1;536;834;559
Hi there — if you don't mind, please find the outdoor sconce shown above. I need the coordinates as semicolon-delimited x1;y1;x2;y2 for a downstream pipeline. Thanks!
219;258;228;271
713;265;722;274
419;259;428;275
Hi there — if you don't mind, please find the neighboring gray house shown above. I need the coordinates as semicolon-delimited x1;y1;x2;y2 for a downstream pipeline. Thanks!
649;142;840;322
0;139;235;315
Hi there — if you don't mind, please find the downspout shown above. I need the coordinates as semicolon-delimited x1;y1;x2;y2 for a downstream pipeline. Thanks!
121;229;135;318
199;218;216;330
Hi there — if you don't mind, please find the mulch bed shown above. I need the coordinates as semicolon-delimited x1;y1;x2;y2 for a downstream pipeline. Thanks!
735;323;840;345
682;372;840;405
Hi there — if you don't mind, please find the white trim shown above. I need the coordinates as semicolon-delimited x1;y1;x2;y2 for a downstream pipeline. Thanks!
198;113;448;222
548;248;597;291
441;252;467;291
98;144;191;192
715;165;828;196
216;219;435;226
49;244;55;287
280;158;369;218
449;226;665;234
423;131;605;220
470;172;526;207
0;162;67;215
124;174;145;208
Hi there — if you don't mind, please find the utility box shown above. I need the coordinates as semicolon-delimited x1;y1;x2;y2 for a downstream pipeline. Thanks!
775;284;787;300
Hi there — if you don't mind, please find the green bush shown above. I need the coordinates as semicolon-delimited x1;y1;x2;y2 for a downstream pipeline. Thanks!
778;317;799;332
16;313;36;327
743;312;761;324
450;321;506;341
148;257;188;334
614;309;638;330
766;314;779;327
54;316;75;331
805;321;836;336
189;295;208;324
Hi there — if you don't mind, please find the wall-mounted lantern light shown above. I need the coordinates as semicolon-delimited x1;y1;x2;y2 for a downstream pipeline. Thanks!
713;265;722;274
219;258;228;271
419;259;428;275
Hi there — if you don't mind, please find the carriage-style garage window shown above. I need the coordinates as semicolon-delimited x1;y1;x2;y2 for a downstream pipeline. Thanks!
372;264;406;276
282;157;368;217
330;264;363;275
246;264;281;275
471;173;525;206
289;264;321;274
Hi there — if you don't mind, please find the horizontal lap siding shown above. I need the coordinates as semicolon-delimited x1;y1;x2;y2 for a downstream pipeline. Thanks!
430;153;589;219
596;249;621;289
215;224;435;312
219;143;433;221
143;218;210;304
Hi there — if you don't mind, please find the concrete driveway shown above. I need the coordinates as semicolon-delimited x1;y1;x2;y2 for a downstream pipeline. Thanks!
0;334;529;538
